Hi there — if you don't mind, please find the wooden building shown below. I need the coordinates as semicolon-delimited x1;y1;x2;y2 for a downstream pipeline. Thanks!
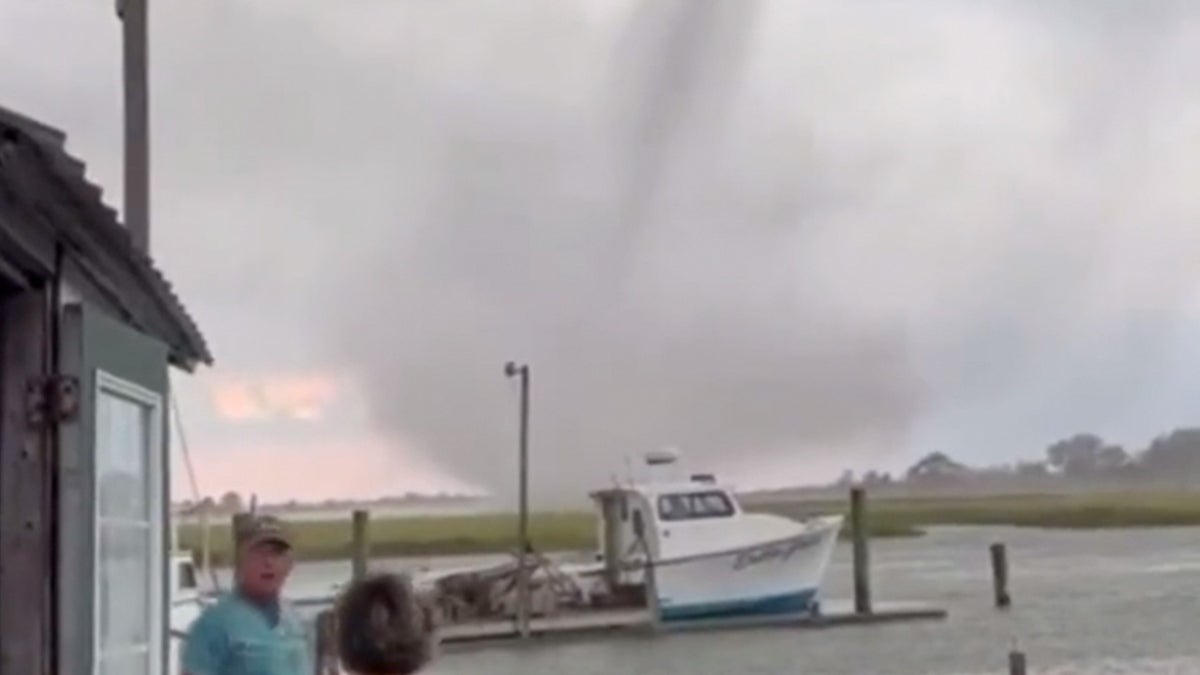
0;106;211;675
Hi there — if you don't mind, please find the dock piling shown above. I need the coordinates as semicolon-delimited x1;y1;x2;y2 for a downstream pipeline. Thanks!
314;609;339;675
200;502;212;579
643;556;662;633
352;509;370;581
990;542;1011;609
599;494;623;591
850;486;871;615
1008;648;1027;675
231;511;252;567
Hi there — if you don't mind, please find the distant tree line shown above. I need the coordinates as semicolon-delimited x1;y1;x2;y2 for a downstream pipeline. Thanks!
833;427;1200;489
174;490;476;514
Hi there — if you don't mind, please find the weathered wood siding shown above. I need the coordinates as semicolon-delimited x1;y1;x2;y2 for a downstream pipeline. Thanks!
58;302;170;675
0;289;51;675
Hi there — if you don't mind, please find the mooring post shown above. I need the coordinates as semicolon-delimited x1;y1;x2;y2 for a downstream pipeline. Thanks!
600;495;622;591
200;503;213;579
990;542;1011;608
352;509;370;581
644;556;662;633
314;609;339;675
850;486;871;615
1008;648;1027;675
231;511;252;567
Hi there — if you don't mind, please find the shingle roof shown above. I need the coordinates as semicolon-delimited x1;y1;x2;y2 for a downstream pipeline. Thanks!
0;105;212;369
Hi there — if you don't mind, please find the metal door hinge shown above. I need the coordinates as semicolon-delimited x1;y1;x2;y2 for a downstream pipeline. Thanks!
25;375;79;427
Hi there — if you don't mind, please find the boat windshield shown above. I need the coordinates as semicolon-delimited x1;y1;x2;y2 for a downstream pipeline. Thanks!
657;490;735;521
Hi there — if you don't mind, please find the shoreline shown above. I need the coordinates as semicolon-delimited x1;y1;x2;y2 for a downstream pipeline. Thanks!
177;490;1200;566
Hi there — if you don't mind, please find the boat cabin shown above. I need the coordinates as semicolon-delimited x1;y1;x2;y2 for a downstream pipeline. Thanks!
589;453;742;588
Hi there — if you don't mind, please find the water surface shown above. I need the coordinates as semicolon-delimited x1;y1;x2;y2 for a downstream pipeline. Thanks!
236;526;1200;674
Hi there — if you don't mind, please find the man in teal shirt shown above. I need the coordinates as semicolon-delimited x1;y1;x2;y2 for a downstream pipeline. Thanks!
183;515;311;675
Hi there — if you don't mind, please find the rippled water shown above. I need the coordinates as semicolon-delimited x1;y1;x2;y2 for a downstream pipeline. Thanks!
281;526;1200;674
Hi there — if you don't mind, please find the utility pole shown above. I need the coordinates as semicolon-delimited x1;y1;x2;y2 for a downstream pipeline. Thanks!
117;0;150;252
504;361;531;638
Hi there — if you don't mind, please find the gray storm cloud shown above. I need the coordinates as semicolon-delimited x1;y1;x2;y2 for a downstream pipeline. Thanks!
294;0;1200;501
317;0;924;501
10;0;1197;501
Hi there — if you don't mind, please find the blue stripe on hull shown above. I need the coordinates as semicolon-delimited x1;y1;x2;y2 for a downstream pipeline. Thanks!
660;588;818;622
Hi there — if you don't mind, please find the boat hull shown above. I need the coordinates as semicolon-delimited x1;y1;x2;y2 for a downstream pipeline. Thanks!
654;515;841;622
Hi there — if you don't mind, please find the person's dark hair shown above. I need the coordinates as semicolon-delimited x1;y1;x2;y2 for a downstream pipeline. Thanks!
336;573;435;675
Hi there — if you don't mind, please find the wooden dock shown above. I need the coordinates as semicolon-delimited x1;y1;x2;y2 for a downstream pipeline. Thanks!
308;493;957;671
438;600;947;651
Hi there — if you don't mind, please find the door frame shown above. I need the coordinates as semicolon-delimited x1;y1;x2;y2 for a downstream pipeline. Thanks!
91;368;166;675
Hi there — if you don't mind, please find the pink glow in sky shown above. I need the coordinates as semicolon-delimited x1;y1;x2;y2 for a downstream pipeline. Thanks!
167;368;886;503
172;432;473;504
208;373;342;422
168;371;478;503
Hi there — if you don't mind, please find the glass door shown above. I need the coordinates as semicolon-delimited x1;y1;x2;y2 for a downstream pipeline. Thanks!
94;371;165;675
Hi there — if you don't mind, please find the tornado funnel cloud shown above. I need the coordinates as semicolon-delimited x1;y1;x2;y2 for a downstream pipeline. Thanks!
320;1;1200;503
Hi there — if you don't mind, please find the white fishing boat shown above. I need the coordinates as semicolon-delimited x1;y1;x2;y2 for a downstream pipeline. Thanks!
589;450;842;622
276;452;843;631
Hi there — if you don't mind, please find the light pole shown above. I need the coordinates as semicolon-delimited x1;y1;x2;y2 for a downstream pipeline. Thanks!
504;361;531;639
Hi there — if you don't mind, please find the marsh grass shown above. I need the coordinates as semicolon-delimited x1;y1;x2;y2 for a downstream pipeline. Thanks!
178;491;1200;564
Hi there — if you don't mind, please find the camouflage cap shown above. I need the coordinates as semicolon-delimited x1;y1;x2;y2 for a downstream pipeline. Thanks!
236;514;293;550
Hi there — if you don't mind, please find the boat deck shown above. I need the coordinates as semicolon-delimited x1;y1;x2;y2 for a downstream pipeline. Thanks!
439;600;947;650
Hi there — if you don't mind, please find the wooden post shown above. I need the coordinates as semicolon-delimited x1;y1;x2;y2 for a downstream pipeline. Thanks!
313;609;339;675
351;509;369;580
0;290;51;675
850;486;871;615
231;512;251;568
1008;648;1027;675
600;495;622;591
200;504;212;580
643;555;661;632
990;542;1011;608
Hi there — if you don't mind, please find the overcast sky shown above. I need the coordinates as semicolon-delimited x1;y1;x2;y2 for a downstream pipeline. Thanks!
3;1;1200;505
